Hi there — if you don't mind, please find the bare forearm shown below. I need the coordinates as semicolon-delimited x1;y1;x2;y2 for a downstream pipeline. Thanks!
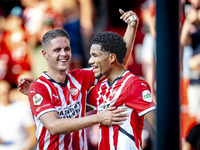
41;107;127;135
45;113;101;135
123;24;137;66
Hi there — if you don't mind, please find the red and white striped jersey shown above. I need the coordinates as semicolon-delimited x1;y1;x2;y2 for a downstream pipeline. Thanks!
28;69;95;150
87;70;156;150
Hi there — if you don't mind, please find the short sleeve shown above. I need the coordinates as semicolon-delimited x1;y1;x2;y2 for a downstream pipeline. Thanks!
28;81;56;119
125;79;156;116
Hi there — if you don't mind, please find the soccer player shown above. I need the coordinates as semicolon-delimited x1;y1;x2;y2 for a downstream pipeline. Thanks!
18;9;139;149
87;31;156;150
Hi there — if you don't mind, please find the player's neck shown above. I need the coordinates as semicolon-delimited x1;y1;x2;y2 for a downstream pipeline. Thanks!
46;70;67;83
107;65;125;84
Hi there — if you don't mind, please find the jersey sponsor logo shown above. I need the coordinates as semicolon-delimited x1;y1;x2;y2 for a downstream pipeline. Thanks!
33;93;43;105
57;101;81;118
70;88;79;96
142;90;152;102
97;103;111;114
36;103;51;112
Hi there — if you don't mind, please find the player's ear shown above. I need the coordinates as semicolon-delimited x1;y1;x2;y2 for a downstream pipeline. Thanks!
42;50;48;59
109;53;117;64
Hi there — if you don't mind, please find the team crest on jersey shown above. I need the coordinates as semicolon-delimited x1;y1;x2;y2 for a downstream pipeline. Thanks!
33;93;43;105
142;90;152;102
70;88;79;96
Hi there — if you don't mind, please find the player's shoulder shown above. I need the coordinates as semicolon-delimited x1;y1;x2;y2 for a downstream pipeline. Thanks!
30;74;51;88
69;68;94;76
126;72;150;88
126;71;146;83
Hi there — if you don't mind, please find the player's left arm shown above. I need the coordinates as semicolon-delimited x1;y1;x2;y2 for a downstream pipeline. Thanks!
125;79;156;131
144;109;156;131
119;9;139;66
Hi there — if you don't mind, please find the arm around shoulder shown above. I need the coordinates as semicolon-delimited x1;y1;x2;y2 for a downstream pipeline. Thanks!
39;107;128;135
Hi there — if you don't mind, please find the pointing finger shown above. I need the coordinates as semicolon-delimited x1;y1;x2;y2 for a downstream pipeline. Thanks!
119;8;125;15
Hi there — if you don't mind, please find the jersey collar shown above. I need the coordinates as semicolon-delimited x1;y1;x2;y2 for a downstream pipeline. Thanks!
43;72;68;87
107;70;129;86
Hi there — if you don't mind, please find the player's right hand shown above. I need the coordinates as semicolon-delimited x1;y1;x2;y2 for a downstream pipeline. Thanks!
98;107;128;126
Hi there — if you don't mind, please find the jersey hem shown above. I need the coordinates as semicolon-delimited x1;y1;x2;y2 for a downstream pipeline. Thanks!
138;106;156;116
37;108;57;119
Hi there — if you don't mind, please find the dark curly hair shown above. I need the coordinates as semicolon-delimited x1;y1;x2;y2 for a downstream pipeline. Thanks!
92;32;127;63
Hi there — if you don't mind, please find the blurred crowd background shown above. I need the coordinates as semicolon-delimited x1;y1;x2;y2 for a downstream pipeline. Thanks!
0;0;199;149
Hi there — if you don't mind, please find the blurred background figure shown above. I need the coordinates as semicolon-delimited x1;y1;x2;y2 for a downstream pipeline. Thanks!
0;80;36;150
20;0;48;48
140;0;156;103
1;6;32;87
180;0;200;148
182;124;200;150
0;15;15;86
180;0;200;123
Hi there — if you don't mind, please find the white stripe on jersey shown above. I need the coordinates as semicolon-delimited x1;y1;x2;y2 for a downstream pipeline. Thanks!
79;128;83;149
59;134;65;149
53;83;68;106
98;128;102;147
42;73;51;79
109;126;115;150
117;105;137;149
36;79;53;103
109;74;133;106
37;108;56;119
138;106;156;116
44;131;51;149
68;73;81;90
69;132;73;150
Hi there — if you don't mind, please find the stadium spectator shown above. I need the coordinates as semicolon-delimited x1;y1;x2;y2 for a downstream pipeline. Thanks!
180;0;200;123
0;80;36;150
1;6;32;87
182;124;200;150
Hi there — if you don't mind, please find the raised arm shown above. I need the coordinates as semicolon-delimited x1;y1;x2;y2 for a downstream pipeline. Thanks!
119;9;139;66
40;107;128;135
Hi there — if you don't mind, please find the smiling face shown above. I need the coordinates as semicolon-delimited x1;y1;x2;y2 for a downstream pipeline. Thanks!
89;44;111;79
42;37;71;73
